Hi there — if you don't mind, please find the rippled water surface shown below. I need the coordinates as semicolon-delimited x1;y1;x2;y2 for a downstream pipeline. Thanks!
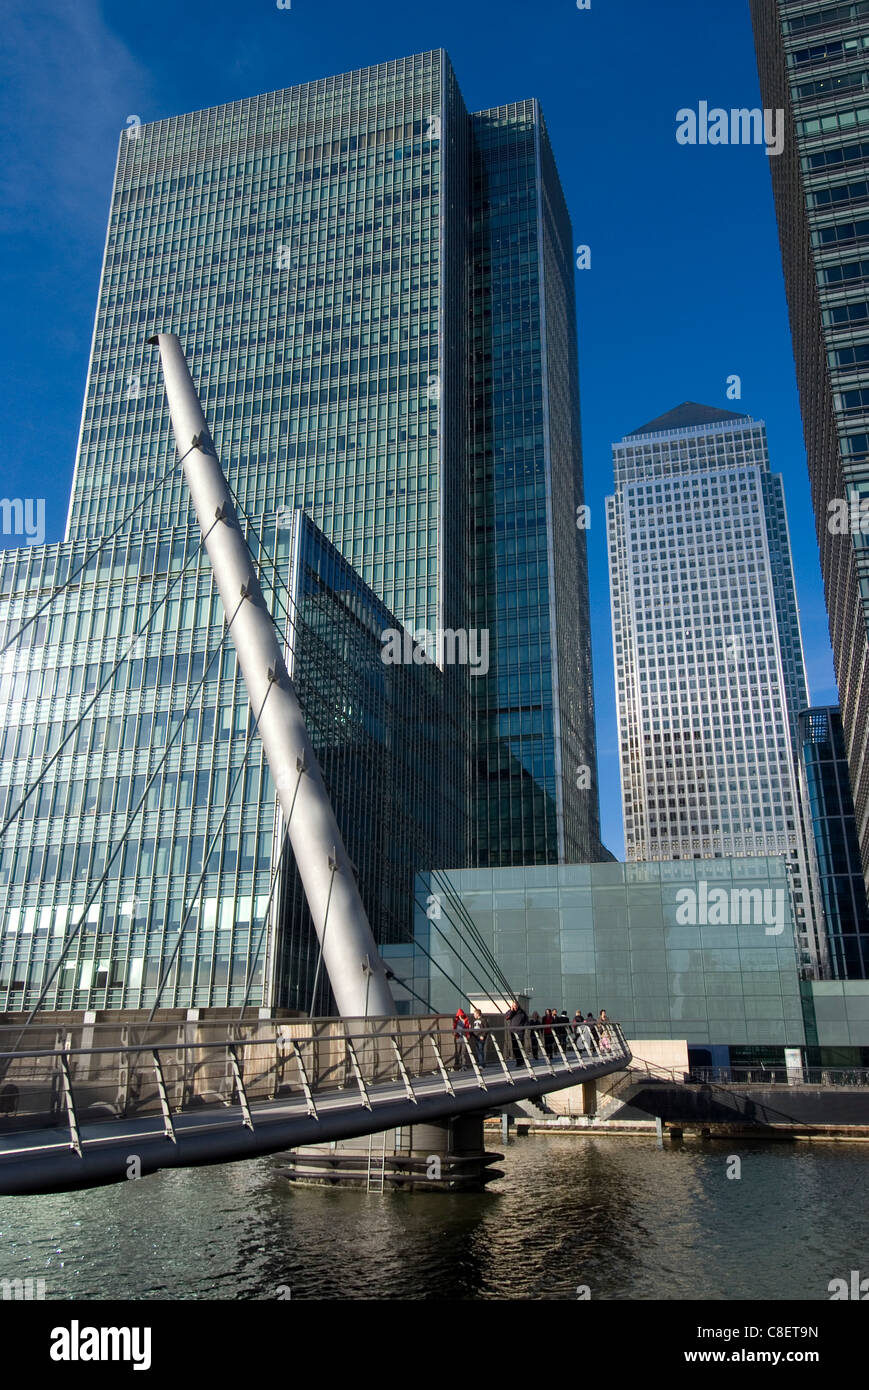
1;1135;867;1300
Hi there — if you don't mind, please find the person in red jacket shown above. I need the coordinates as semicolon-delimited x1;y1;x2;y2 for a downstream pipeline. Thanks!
452;1007;470;1070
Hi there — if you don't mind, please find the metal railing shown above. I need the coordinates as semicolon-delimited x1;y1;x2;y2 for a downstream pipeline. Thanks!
689;1066;869;1088
0;1016;631;1153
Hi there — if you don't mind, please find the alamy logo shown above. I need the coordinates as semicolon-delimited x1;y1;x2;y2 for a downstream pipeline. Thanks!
676;880;786;935
676;103;784;157
50;1321;152;1371
829;1270;869;1299
1;1276;45;1300
827;497;869;534
381;626;489;676
0;497;45;545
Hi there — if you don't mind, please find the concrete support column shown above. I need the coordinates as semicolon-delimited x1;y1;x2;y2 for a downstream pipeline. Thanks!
581;1079;597;1118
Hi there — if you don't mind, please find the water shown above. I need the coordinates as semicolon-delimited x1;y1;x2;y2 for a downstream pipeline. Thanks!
1;1134;867;1300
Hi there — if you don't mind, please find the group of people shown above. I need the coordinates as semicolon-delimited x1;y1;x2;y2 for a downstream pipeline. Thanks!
451;1002;614;1070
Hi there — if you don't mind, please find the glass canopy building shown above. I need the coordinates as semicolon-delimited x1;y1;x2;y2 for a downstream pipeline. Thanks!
751;0;869;893
0;51;605;1014
606;404;824;975
394;859;808;1055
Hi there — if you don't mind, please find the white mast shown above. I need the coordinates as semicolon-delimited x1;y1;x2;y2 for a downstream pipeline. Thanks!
150;333;395;1017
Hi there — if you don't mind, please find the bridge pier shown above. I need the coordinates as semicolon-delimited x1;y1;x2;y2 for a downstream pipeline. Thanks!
278;1110;503;1192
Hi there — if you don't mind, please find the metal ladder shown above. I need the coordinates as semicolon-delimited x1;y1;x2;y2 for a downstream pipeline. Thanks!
366;1130;387;1193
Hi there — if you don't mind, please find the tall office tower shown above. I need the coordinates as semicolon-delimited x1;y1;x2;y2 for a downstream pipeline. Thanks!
751;0;869;893
69;51;600;868
0;52;603;1016
469;102;601;865
799;706;869;977
606;404;825;974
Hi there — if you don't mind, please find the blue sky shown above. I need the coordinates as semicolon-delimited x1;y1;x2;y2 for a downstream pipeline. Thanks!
0;0;838;856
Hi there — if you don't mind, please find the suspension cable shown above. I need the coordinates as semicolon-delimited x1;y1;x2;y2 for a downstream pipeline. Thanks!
0;513;223;840
418;876;515;1005
11;596;247;1045
0;441;199;659
430;867;514;997
144;679;276;1027
410;888;512;1013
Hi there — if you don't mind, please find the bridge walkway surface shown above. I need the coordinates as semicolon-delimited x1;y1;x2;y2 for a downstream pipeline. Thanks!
0;1016;631;1194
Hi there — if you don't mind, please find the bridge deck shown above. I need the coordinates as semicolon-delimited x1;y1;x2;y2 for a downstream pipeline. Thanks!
0;1025;630;1195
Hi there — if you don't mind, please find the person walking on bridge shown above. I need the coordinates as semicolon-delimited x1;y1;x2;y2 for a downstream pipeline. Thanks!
542;1009;555;1060
453;1007;470;1070
505;1000;528;1067
470;1007;487;1067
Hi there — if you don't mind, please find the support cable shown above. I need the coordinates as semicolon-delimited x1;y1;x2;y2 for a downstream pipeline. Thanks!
0;442;199;660
11;596;246;1046
410;888;512;1013
0;514;222;841
238;764;304;1012
145;679;276;1027
416;881;515;1006
430;867;514;997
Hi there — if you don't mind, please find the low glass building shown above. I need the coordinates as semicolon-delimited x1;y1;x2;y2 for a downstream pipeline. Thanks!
391;858;809;1055
0;511;457;1014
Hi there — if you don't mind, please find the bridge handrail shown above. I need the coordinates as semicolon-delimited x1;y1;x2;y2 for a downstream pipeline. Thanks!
0;1016;630;1140
689;1065;869;1088
0;1017;628;1062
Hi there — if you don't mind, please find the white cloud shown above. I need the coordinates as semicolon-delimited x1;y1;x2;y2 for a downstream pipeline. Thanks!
0;1;148;239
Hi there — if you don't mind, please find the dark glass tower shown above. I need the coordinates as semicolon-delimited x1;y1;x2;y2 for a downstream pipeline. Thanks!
799;705;869;978
751;0;869;892
469;102;600;865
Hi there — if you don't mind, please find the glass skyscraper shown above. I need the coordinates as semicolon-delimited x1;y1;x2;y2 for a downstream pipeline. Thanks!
469;102;600;865
606;403;824;974
751;0;869;894
799;705;869;978
0;51;604;1015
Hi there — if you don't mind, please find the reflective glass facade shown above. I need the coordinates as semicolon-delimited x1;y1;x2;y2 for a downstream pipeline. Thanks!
65;48;602;872
276;510;462;1011
751;0;869;889
68;52;465;643
0;526;278;1010
799;705;869;977
402;860;807;1048
0;511;456;1012
469;103;601;865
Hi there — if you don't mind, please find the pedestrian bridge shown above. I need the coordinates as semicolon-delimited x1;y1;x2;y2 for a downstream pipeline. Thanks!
0;1015;631;1195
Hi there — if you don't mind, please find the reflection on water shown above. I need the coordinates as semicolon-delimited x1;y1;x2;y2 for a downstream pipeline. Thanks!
1;1135;867;1300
